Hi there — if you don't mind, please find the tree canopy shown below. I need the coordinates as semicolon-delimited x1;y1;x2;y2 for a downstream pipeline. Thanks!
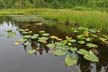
0;0;108;9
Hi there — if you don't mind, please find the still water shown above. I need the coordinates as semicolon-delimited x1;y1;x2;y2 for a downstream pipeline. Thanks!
0;19;108;72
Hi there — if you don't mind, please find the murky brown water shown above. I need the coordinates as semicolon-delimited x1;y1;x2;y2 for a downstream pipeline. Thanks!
0;17;108;72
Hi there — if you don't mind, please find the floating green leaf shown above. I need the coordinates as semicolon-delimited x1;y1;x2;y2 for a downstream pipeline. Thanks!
86;43;98;48
47;44;55;48
42;33;50;37
99;37;107;42
39;30;45;34
77;49;89;55
18;38;27;42
91;34;98;38
55;42;67;49
50;35;58;39
24;41;31;46
54;50;66;56
77;35;85;40
7;32;16;38
70;47;78;52
23;35;31;39
18;28;25;32
28;49;36;55
22;32;29;34
31;34;39;39
102;35;108;39
25;29;29;31
65;55;78;66
38;37;48;43
66;36;76;43
78;41;85;44
70;39;76;42
86;38;93;42
84;50;99;62
89;29;97;33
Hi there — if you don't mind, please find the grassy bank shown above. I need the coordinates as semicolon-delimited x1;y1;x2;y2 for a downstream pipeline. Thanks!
0;8;108;33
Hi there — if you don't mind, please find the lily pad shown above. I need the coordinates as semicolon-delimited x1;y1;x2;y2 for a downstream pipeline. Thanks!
31;34;39;39
86;43;98;48
99;37;107;42
50;35;58;39
70;47;78;52
77;35;85;40
24;41;31;46
65;55;78;66
84;50;99;62
23;35;31;39
28;31;33;34
18;28;25;32
102;35;108;39
86;38;93;42
38;37;48;43
89;29;97;33
18;38;27;42
91;34;98;38
42;33;50;37
47;44;55;48
78;41;85;44
28;49;36;55
39;30;45;34
7;32;16;38
56;38;63;41
25;29;29;31
77;49;89;55
54;50;66;56
70;39;76;43
83;31;89;37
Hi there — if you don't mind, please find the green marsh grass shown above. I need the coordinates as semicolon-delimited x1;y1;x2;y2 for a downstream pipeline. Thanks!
0;8;108;33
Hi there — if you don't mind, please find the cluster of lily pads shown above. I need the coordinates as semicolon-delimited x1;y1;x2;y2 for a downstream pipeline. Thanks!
15;26;108;66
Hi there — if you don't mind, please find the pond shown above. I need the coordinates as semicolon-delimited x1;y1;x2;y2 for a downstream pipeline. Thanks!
0;16;108;72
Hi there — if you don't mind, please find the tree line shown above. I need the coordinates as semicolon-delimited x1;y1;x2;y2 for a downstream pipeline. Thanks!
0;0;108;9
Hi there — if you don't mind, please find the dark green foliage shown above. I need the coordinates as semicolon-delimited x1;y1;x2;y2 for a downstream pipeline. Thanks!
1;0;108;9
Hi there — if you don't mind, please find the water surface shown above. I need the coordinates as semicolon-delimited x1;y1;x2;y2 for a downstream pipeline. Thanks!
0;17;108;72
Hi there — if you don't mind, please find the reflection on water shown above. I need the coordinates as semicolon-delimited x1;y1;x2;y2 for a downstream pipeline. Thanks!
0;20;108;72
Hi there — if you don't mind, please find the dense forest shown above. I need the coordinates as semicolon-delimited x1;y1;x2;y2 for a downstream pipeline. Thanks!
0;0;108;9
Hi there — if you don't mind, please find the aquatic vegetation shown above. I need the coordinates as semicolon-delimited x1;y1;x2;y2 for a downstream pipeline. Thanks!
86;43;98;48
77;49;99;62
28;49;36;55
1;9;108;33
38;37;48;43
6;29;16;38
65;54;78;66
31;34;39;39
11;15;44;22
18;38;27;42
15;26;108;66
24;41;31;46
